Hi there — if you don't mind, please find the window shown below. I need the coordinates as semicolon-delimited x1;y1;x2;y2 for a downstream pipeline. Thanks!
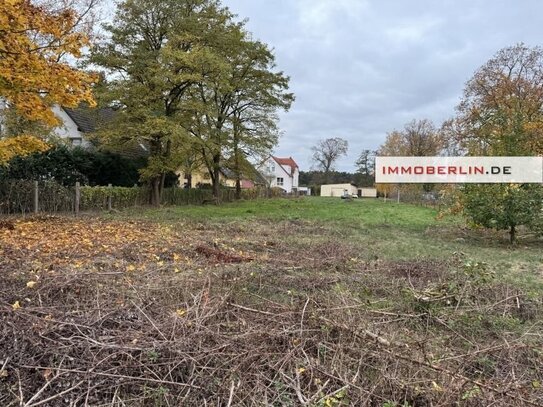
71;138;83;147
276;177;284;186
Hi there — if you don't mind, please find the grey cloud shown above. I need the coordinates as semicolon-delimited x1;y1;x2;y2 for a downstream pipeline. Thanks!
224;0;542;171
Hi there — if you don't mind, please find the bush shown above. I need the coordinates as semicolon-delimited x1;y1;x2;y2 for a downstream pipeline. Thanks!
0;181;289;215
80;186;148;210
461;184;543;243
0;179;74;214
0;145;145;187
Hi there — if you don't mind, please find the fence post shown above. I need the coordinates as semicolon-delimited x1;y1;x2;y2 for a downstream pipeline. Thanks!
75;182;80;217
107;183;113;211
397;189;400;204
33;181;39;214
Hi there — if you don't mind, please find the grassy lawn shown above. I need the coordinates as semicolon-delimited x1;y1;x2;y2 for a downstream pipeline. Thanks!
114;197;543;292
1;197;542;406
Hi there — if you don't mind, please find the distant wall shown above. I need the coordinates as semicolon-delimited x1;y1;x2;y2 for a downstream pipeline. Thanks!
359;188;377;198
320;184;357;197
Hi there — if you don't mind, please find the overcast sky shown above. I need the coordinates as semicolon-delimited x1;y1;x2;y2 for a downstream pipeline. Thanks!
218;0;543;171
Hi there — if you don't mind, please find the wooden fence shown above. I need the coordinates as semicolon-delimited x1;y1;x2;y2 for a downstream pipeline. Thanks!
0;179;277;215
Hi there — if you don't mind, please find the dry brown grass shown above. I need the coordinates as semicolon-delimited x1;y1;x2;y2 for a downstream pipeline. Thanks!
0;216;541;406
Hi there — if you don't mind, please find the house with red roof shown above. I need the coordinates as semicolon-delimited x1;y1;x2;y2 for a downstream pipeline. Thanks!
258;156;300;193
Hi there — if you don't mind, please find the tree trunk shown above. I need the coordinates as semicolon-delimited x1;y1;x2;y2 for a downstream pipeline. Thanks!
509;225;516;244
186;173;192;189
235;179;241;200
232;120;242;200
147;137;164;207
159;172;166;195
151;177;161;207
212;154;221;199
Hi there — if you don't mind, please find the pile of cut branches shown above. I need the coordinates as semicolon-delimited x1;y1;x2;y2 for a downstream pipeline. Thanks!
0;216;541;406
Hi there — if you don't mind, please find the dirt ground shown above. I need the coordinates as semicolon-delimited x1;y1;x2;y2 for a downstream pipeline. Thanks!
1;214;541;406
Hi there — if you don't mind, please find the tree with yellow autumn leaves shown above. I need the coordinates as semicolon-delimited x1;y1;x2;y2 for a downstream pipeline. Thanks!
0;0;97;125
0;0;98;161
0;135;49;165
453;44;543;243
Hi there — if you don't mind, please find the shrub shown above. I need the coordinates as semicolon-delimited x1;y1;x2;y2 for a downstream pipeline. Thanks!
0;145;145;187
461;184;543;243
80;186;148;210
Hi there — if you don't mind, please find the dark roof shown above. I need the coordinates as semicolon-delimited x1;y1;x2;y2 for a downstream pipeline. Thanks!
220;167;236;179
221;157;267;185
63;106;115;133
103;141;149;160
63;105;148;159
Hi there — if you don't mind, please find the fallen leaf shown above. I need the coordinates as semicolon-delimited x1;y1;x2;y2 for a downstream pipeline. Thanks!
43;368;53;381
12;301;21;310
26;281;37;288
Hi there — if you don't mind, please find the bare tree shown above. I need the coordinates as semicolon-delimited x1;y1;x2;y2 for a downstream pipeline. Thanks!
311;137;348;183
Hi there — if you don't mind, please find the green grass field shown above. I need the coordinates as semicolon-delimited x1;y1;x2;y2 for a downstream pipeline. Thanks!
113;197;543;293
3;197;542;406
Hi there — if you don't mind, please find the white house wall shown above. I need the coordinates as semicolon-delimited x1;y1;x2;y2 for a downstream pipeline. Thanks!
274;161;291;192
51;106;90;147
258;158;299;193
292;168;299;189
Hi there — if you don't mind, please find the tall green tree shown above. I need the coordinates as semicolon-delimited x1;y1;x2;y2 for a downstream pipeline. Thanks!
179;33;293;198
354;149;375;187
90;0;234;205
230;107;281;198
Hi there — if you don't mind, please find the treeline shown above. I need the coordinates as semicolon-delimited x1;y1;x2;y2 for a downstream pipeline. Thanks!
307;137;376;189
299;170;374;191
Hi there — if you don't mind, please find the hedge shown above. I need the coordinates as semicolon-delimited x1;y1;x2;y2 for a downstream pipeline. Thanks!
0;180;285;215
